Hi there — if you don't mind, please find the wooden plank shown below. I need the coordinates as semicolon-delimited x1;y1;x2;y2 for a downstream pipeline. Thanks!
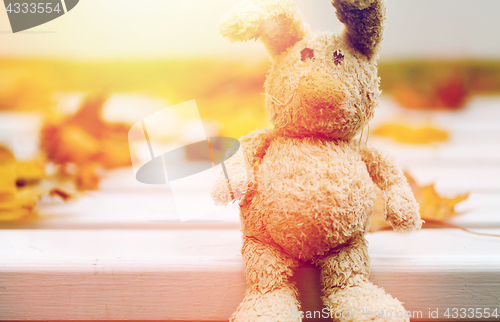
2;170;499;229
0;190;241;229
1;229;500;321
0;189;496;230
407;165;500;193
451;192;500;228
100;161;500;195
372;139;500;167
0;229;244;321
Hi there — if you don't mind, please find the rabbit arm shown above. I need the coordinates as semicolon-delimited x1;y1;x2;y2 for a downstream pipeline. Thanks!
332;0;386;59
210;128;276;206
210;147;249;206
360;144;423;232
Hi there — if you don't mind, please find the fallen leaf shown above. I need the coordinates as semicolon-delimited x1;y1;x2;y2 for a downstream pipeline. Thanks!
43;124;100;164
0;146;17;198
372;122;449;145
393;75;469;110
49;188;72;201
393;86;435;110
75;164;99;191
41;93;132;168
405;172;469;222
0;146;76;222
435;76;468;109
40;93;134;190
369;172;469;232
16;159;45;187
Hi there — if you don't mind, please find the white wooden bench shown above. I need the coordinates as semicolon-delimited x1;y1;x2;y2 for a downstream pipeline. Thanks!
1;96;500;321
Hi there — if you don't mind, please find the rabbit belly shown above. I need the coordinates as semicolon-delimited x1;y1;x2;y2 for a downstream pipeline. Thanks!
256;137;376;260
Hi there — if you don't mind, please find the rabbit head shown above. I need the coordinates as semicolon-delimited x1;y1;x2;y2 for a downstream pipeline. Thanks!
220;0;386;140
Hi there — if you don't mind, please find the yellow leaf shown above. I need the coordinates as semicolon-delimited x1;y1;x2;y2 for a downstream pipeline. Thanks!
0;146;76;222
16;160;45;186
0;147;16;195
369;172;469;232
372;122;449;145
405;172;469;222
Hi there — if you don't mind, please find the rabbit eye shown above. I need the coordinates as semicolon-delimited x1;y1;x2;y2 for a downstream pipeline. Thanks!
333;50;344;66
301;48;314;61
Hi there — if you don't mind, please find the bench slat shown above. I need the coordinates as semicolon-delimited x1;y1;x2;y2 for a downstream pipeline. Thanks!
1;229;499;321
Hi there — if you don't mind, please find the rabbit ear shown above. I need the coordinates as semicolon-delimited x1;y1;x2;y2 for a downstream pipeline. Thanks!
219;0;306;56
333;0;386;59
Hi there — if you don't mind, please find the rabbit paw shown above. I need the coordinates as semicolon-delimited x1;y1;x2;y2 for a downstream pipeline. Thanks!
384;185;423;233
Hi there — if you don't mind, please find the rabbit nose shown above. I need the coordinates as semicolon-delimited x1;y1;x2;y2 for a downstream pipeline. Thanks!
298;73;346;109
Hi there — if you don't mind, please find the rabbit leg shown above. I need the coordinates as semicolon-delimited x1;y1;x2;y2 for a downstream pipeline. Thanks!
315;234;408;322
231;236;302;322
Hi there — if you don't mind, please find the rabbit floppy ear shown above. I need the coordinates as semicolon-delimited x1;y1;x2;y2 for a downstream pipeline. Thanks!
333;0;386;59
219;0;306;56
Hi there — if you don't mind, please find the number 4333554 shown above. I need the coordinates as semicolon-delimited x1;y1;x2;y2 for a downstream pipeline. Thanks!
444;308;498;319
6;2;61;14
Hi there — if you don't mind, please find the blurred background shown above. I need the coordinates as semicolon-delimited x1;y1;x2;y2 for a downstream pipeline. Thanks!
2;0;500;135
1;0;500;223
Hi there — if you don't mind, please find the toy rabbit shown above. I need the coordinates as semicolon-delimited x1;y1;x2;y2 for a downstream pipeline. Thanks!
211;0;423;321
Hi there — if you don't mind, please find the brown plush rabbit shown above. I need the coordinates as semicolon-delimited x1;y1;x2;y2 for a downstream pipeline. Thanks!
211;1;423;321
